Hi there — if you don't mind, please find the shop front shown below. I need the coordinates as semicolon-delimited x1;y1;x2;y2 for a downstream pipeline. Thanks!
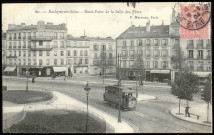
3;66;17;76
150;69;171;82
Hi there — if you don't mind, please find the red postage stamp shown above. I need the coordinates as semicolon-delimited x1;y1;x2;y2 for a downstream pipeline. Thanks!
175;2;211;39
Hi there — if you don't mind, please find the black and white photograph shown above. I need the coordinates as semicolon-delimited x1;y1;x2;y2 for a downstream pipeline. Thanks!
2;2;212;133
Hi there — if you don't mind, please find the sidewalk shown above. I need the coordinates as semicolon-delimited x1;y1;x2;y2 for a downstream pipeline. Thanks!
171;103;212;126
3;75;170;88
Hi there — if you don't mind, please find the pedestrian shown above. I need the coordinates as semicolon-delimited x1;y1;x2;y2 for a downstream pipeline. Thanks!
185;106;190;117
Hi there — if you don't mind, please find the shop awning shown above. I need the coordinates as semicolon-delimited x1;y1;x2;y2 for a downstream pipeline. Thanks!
4;66;16;72
53;67;66;72
193;72;211;77
150;70;170;74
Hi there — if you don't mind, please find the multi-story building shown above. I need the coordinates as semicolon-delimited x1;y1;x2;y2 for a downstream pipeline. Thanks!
116;9;211;82
5;21;67;77
116;9;181;82
67;36;90;75
180;39;211;78
89;37;116;75
2;31;7;71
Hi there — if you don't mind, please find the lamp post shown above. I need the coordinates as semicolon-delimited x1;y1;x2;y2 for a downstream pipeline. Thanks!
118;54;121;123
84;82;91;133
26;49;30;91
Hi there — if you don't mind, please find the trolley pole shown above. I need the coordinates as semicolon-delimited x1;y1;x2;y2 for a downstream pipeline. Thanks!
118;54;121;123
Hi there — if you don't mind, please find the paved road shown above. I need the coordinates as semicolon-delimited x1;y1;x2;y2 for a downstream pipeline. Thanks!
3;77;212;133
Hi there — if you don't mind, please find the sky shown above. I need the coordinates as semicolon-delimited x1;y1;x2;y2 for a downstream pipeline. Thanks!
2;2;176;39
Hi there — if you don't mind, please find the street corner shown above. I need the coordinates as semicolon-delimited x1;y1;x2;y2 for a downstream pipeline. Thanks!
170;104;212;126
137;94;157;102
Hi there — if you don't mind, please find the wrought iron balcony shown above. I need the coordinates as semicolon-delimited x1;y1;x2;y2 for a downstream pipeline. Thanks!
31;36;53;41
187;55;194;59
9;37;12;40
7;55;17;58
18;37;21;39
29;46;53;51
197;55;203;59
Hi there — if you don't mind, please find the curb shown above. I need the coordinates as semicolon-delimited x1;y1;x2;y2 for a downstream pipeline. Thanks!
170;107;212;127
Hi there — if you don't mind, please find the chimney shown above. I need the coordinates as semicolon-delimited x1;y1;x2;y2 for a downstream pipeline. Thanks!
47;22;53;25
146;20;150;32
61;23;66;28
21;23;26;27
37;21;45;30
162;20;164;25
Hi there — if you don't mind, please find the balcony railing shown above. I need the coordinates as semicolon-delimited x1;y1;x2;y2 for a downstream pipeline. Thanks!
7;55;17;58
154;55;159;57
13;46;16;49
29;46;53;51
186;44;194;49
18;37;21;39
146;55;150;57
9;37;12;40
189;66;194;70
187;55;194;59
197;55;203;59
162;55;168;57
31;36;53;41
28;36;31;39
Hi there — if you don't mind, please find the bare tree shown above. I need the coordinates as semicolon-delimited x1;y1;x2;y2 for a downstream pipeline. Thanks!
131;54;145;85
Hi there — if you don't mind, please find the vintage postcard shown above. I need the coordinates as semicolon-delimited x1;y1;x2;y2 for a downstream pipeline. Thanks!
2;2;212;133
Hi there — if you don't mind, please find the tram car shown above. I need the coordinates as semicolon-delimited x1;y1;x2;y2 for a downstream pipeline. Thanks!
103;85;137;110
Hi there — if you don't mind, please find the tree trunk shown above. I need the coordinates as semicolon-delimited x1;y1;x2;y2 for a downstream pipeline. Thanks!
207;102;209;122
179;99;181;114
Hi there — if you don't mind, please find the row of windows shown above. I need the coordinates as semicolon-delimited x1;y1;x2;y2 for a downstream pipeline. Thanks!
67;59;88;65
94;53;113;59
121;60;169;69
188;50;211;58
93;60;114;66
93;44;113;50
121;49;169;57
67;50;88;56
7;50;90;57
67;41;89;47
8;32;66;39
122;39;170;47
187;39;211;45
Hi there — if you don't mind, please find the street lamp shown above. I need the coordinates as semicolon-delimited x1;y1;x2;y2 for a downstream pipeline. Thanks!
84;81;91;133
118;54;122;123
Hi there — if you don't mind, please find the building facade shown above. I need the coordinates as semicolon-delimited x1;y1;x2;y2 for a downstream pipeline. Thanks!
89;37;116;75
5;21;67;77
116;21;175;82
2;32;7;71
66;36;90;76
116;9;212;82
